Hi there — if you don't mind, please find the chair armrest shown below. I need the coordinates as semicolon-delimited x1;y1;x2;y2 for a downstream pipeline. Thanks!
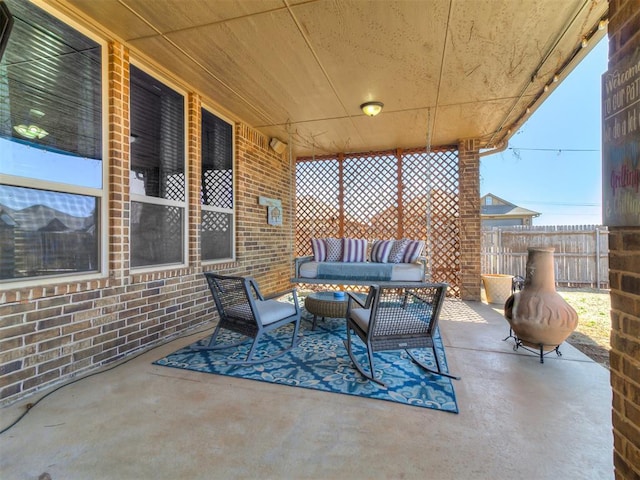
249;278;300;311
347;288;376;309
346;291;367;308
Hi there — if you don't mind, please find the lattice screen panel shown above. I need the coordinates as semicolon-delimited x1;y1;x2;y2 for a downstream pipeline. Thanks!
397;149;462;295
163;172;185;202
202;209;232;260
296;148;461;296
295;159;341;256
344;153;397;240
202;170;233;208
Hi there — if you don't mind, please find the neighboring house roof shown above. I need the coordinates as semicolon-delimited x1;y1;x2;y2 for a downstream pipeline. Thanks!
0;209;17;227
0;205;94;231
481;194;540;218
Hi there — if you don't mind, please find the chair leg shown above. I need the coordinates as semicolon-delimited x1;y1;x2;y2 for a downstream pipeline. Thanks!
406;348;461;381
343;327;387;387
190;324;250;352
206;324;223;347
291;317;301;349
366;343;378;383
227;321;300;365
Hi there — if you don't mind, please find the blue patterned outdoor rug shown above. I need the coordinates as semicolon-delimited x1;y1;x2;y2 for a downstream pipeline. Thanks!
154;317;459;413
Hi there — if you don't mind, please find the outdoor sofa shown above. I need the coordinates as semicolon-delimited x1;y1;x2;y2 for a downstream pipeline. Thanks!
291;238;427;286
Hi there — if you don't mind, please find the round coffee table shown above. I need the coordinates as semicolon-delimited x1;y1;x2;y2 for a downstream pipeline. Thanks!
304;291;364;330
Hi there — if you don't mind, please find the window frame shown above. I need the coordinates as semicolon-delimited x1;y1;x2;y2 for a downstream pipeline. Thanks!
200;105;235;265
128;61;189;273
0;3;108;289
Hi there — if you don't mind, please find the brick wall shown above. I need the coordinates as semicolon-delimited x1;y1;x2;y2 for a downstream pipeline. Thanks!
458;139;482;301
0;42;295;405
607;1;640;478
609;228;640;480
235;124;296;292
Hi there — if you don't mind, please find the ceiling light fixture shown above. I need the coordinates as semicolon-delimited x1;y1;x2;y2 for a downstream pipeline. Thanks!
13;124;49;139
360;101;384;117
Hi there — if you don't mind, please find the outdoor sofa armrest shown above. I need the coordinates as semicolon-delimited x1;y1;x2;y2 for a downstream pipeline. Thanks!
294;255;314;278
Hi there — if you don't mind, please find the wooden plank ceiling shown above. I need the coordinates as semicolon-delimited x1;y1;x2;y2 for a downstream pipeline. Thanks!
51;0;608;157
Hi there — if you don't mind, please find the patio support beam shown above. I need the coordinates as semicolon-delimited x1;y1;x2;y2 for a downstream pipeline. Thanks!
338;152;345;237
458;139;481;301
396;148;404;239
187;93;202;267
108;41;131;283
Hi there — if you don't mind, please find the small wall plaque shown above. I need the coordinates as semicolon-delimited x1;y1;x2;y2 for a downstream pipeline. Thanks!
259;196;282;226
268;206;282;226
259;196;281;208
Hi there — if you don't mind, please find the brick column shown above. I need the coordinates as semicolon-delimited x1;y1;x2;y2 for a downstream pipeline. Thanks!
108;42;130;284
607;1;640;478
458;139;481;301
187;93;202;268
608;227;640;479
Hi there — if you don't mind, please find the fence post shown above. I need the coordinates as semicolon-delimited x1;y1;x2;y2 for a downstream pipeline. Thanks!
498;228;502;274
596;227;601;290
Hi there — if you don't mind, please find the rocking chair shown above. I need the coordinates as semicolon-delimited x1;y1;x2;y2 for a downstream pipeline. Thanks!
196;273;301;364
344;283;460;387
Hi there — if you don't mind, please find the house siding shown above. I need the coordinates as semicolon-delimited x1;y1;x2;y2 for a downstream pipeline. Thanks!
0;38;295;404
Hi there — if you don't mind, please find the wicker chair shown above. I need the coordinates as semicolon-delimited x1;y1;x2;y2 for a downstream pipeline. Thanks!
197;273;301;364
344;283;460;387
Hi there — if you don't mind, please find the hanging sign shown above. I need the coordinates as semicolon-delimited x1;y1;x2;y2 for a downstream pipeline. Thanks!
602;48;640;226
258;196;282;226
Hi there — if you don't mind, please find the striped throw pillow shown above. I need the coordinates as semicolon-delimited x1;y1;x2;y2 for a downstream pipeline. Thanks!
342;238;367;262
325;237;343;262
311;238;327;262
402;240;425;263
388;239;410;263
370;239;393;263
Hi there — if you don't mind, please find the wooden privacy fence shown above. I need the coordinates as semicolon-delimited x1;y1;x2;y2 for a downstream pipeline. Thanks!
481;225;609;289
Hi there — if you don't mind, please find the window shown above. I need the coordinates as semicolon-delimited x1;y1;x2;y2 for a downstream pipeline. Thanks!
0;0;103;282
201;108;234;261
129;65;186;268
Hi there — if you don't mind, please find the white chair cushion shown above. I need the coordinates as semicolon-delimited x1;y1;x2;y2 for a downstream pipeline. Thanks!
254;299;297;325
350;308;372;332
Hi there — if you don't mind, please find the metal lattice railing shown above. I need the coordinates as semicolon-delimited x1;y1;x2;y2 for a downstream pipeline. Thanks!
295;148;461;297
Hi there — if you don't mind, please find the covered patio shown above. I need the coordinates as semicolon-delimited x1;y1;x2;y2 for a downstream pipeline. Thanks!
0;299;612;478
1;0;638;478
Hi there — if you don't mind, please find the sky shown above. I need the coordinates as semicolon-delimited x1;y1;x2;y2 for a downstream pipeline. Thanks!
480;37;608;226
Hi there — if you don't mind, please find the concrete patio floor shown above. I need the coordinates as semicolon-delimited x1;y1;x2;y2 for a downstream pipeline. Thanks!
0;299;613;479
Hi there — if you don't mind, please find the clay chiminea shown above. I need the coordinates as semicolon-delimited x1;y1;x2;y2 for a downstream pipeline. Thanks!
504;247;578;360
